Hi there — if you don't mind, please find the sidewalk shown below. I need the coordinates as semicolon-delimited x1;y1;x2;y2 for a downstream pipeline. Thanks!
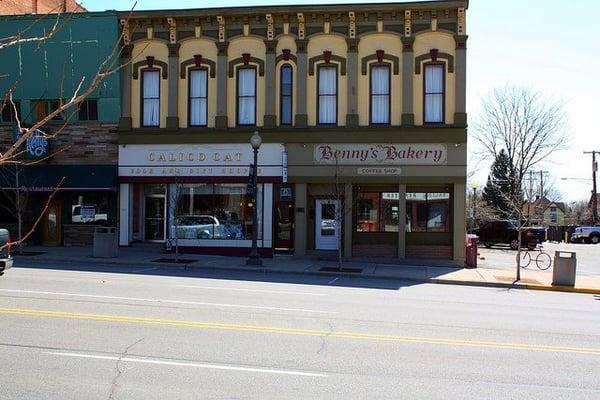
10;245;600;294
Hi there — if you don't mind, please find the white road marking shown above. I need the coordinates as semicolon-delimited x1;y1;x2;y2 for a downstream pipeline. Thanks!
0;289;333;314
45;351;327;377
175;284;326;297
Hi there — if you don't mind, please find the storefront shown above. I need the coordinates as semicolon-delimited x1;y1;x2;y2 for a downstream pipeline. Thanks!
0;164;118;246
118;143;285;256
286;142;466;264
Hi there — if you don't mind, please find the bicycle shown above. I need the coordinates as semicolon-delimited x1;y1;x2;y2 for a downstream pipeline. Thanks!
517;244;552;271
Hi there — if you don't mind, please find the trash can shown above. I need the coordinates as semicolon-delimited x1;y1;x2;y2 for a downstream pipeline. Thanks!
552;251;576;286
465;234;478;268
93;227;118;258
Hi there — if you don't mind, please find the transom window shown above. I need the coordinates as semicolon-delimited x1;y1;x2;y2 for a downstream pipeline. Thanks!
424;64;444;123
370;65;390;124
78;100;98;121
318;65;337;125
142;69;160;127
189;69;208;127
280;64;293;125
237;67;256;126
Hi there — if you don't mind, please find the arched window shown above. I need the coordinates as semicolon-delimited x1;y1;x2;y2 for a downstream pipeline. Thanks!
237;66;257;126
317;65;337;125
280;64;293;125
423;63;445;123
188;69;208;127
141;69;160;127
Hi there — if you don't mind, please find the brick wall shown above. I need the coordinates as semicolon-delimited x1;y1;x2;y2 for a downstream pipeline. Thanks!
0;124;118;165
352;244;397;258
406;245;453;260
63;224;97;246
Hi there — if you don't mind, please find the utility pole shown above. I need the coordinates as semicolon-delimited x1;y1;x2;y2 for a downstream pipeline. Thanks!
584;151;599;225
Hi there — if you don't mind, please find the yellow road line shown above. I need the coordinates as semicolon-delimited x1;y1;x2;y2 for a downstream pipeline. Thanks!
1;307;599;356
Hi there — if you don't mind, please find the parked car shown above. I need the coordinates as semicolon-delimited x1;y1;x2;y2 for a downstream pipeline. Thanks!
471;220;545;250
0;228;13;276
570;226;600;244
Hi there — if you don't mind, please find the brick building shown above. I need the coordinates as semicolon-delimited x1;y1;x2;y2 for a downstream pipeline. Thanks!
0;11;120;246
116;1;469;264
0;0;85;15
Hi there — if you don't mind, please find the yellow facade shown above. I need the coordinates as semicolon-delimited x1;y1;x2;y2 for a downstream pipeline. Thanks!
306;34;348;126
413;32;456;125
131;40;169;129
127;31;459;129
226;37;266;127
357;33;403;126
178;38;218;128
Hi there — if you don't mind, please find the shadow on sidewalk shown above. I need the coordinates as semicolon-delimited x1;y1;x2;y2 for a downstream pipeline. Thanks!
12;256;456;291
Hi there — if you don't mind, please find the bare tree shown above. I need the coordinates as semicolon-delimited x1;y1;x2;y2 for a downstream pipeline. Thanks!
472;85;570;205
0;9;137;251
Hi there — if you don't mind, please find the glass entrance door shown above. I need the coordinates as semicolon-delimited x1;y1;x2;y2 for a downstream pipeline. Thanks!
144;195;165;242
315;199;340;250
274;201;294;252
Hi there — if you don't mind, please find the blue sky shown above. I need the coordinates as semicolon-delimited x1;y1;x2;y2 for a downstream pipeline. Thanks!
83;0;600;202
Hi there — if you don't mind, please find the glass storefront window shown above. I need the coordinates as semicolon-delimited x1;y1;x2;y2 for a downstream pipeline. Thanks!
356;191;399;232
170;183;262;240
69;194;110;224
406;192;450;233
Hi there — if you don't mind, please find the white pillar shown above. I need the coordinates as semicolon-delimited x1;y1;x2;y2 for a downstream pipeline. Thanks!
119;183;133;246
262;183;273;248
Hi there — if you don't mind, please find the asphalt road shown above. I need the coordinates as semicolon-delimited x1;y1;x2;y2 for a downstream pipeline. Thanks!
1;260;599;399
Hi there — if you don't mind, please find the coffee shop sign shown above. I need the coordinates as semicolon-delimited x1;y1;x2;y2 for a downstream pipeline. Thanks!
315;144;447;165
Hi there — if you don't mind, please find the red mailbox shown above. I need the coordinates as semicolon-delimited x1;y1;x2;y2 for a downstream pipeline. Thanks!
465;234;478;268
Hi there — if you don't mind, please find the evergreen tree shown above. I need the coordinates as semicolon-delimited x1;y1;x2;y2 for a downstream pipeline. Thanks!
482;149;513;217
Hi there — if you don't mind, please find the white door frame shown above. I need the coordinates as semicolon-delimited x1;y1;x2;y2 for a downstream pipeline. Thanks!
315;199;340;250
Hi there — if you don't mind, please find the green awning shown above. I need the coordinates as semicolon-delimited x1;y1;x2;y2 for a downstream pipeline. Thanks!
0;165;117;191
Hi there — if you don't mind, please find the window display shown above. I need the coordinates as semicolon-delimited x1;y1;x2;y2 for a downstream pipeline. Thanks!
170;183;263;240
356;192;399;232
69;194;110;224
406;192;450;233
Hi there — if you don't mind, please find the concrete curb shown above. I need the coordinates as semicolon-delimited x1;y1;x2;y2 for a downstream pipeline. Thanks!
13;255;600;295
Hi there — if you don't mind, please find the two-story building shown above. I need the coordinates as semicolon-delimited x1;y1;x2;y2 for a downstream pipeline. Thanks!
117;1;468;264
0;11;121;246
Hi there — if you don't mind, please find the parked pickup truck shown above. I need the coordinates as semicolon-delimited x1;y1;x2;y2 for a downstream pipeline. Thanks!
570;226;600;244
471;220;546;250
0;228;13;276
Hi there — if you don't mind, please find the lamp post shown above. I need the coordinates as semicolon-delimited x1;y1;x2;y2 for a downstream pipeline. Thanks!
246;131;262;266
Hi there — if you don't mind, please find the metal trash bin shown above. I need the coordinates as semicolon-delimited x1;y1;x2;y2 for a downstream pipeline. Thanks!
93;227;118;258
465;234;478;268
552;251;576;286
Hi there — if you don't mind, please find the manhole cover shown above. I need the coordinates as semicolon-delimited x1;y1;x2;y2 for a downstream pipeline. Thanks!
320;267;363;273
152;258;195;264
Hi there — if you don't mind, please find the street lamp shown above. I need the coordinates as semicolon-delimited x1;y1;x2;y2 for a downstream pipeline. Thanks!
246;131;262;266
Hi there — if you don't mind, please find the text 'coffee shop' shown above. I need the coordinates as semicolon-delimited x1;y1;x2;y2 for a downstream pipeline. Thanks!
118;143;285;256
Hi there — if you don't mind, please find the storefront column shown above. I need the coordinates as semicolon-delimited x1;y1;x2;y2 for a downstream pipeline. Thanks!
454;35;468;126
264;40;277;128
345;39;359;128
294;183;307;256
401;36;415;126
119;183;133;246
166;43;180;129
294;40;308;128
453;183;466;263
397;184;406;259
215;42;229;129
343;184;353;258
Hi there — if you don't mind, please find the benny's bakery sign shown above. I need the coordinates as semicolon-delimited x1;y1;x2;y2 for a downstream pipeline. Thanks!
314;144;447;165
